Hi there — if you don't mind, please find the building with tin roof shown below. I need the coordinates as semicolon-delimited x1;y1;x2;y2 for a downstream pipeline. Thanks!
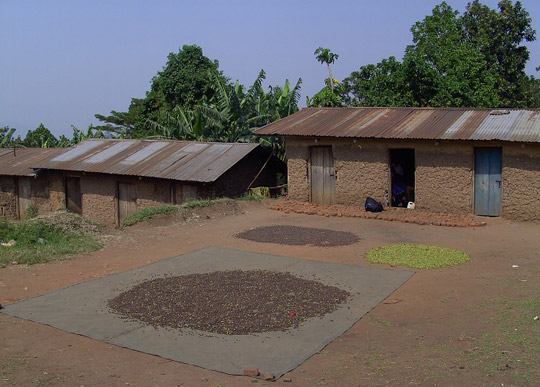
2;140;284;225
0;148;67;220
255;107;540;221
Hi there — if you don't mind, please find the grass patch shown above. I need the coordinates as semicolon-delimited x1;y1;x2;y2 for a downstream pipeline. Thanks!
365;243;470;269
235;193;265;202
180;199;214;208
461;284;540;384
120;204;178;228
121;197;251;228
0;217;101;267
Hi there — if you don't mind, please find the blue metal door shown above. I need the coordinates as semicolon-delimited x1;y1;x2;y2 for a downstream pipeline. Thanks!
474;148;502;216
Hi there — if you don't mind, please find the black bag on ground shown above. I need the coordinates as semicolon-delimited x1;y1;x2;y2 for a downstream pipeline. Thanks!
365;197;383;212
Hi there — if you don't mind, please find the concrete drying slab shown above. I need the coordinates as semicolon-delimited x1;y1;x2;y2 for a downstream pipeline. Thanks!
2;247;414;378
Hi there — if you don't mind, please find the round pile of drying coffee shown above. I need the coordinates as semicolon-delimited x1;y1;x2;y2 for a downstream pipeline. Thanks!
108;270;350;335
236;225;359;247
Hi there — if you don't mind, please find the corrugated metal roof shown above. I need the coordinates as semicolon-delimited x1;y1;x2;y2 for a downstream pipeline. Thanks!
255;107;540;142
0;148;67;176
36;139;260;183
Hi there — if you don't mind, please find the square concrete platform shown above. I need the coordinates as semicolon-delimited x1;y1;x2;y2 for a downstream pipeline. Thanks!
2;247;413;378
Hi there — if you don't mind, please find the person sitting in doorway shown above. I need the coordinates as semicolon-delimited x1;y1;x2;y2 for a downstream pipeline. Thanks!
392;182;408;207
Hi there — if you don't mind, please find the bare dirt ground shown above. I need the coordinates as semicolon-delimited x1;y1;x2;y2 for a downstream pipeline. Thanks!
1;200;539;386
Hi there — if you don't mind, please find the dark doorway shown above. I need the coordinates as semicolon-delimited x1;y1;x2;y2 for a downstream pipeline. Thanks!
390;149;415;207
66;177;82;214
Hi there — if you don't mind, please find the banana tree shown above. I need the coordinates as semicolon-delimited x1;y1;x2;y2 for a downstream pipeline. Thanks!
0;127;16;148
146;105;224;141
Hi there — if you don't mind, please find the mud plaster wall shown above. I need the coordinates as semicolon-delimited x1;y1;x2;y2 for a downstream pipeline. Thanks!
285;138;390;205
285;137;540;220
80;174;117;225
0;176;17;219
80;174;178;225
415;142;473;214
502;143;540;221
0;172;65;220
285;140;310;202
135;178;172;208
31;171;65;215
285;138;473;213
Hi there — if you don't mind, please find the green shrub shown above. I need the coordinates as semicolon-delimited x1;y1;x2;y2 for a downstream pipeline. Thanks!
180;199;214;208
0;218;101;266
24;204;39;219
365;243;470;269
121;205;178;228
236;193;264;202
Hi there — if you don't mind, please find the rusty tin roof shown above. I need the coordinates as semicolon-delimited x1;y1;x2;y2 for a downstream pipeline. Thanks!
36;139;261;183
255;107;540;142
0;148;67;177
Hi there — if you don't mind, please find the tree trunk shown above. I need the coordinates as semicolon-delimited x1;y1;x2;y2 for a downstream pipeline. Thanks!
327;63;334;93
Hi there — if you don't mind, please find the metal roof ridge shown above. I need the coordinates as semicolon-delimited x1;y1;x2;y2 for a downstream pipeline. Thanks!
302;106;540;112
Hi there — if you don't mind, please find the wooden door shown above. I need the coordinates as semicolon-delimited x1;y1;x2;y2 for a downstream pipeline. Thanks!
66;177;82;214
474;147;502;216
310;146;335;205
17;177;31;220
118;183;137;225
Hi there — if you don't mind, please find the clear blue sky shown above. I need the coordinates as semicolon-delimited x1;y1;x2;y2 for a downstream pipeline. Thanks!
1;0;539;138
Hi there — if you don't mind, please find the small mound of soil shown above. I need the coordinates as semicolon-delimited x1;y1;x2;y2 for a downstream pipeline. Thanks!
236;225;359;247
34;210;104;234
108;270;350;335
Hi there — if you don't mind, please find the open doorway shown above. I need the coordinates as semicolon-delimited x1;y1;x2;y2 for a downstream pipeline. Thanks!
390;149;415;207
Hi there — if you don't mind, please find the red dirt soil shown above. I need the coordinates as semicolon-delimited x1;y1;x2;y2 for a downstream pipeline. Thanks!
1;199;539;386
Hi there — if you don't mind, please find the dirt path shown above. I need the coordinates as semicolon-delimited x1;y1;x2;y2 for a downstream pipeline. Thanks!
1;200;539;386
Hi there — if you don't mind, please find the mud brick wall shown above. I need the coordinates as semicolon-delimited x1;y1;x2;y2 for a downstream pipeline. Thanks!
285;138;474;215
78;173;222;226
415;142;473;214
80;174;179;226
502;143;540;221
80;174;117;225
0;176;17;219
285;138;390;205
30;171;65;215
136;178;173;208
285;139;310;202
333;142;389;205
1;172;65;220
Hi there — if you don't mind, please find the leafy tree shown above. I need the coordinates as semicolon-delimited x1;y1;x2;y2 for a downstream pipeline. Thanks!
94;98;143;136
462;0;536;106
251;73;302;160
22;123;58;148
263;77;302;121
314;47;339;92
307;78;345;107
96;45;229;139
403;2;500;107
146;105;221;141
143;69;301;160
55;125;107;147
92;46;301;160
343;57;412;106
343;1;539;108
145;45;224;111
